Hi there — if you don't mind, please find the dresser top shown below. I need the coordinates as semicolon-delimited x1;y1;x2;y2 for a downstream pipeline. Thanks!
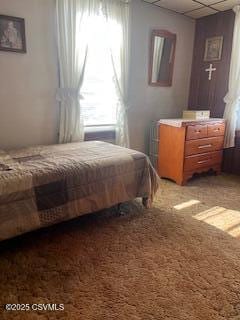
158;118;224;128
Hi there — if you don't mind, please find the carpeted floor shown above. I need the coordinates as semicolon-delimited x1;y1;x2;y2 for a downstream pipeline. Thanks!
1;174;240;320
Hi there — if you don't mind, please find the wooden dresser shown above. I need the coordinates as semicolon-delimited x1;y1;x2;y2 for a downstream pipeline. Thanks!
158;118;226;185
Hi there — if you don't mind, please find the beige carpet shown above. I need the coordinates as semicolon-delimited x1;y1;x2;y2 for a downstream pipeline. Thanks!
1;174;240;320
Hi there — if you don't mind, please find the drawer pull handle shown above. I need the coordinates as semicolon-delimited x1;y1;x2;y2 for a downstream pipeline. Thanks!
198;144;212;149
197;160;209;164
214;128;220;131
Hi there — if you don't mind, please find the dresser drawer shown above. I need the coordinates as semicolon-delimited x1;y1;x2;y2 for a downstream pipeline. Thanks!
184;151;222;171
185;136;224;156
186;125;208;140
207;122;225;137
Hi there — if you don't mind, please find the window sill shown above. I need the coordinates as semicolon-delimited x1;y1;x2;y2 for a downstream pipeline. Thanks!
84;125;115;133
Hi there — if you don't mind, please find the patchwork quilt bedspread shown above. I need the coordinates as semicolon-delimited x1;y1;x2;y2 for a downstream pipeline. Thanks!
0;141;159;241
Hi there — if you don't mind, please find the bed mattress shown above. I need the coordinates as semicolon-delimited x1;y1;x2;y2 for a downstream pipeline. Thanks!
0;141;159;241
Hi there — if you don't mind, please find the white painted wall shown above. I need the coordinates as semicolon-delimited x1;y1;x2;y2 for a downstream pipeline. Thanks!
0;0;195;152
0;0;58;149
128;0;195;152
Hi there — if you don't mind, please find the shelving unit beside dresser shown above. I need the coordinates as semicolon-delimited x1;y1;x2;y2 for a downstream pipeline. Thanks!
157;118;226;185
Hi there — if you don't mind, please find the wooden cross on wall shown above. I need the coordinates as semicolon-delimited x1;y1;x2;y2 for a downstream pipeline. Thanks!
205;63;216;80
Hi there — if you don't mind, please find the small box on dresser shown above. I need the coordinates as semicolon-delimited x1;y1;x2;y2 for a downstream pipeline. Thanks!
157;118;226;185
183;110;210;120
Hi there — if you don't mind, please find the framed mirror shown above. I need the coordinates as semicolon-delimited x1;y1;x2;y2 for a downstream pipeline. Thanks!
149;30;176;87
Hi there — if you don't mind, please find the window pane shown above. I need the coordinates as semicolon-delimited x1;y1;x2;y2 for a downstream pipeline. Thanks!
81;13;118;126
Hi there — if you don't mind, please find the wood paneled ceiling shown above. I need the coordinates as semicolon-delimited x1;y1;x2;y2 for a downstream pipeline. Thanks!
142;0;240;18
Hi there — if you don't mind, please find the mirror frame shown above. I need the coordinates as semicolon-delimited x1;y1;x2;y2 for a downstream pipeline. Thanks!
149;29;176;87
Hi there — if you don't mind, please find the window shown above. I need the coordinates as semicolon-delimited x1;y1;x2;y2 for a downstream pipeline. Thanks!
81;11;119;127
237;108;240;131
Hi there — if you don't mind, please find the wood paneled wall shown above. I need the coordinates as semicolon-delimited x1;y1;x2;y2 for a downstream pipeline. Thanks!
223;135;240;175
189;10;234;117
188;10;240;175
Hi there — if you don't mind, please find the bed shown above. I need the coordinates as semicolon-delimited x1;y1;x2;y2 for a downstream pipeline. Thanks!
0;141;159;241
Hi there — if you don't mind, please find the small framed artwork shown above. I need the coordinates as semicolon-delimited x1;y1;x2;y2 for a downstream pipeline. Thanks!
0;15;26;53
204;36;223;62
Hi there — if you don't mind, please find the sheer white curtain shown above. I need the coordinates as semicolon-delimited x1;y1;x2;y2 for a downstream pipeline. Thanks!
56;0;98;143
103;0;130;148
223;5;240;148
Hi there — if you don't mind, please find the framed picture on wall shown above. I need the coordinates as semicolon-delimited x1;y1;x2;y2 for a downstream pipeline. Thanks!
0;15;26;53
204;36;223;62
